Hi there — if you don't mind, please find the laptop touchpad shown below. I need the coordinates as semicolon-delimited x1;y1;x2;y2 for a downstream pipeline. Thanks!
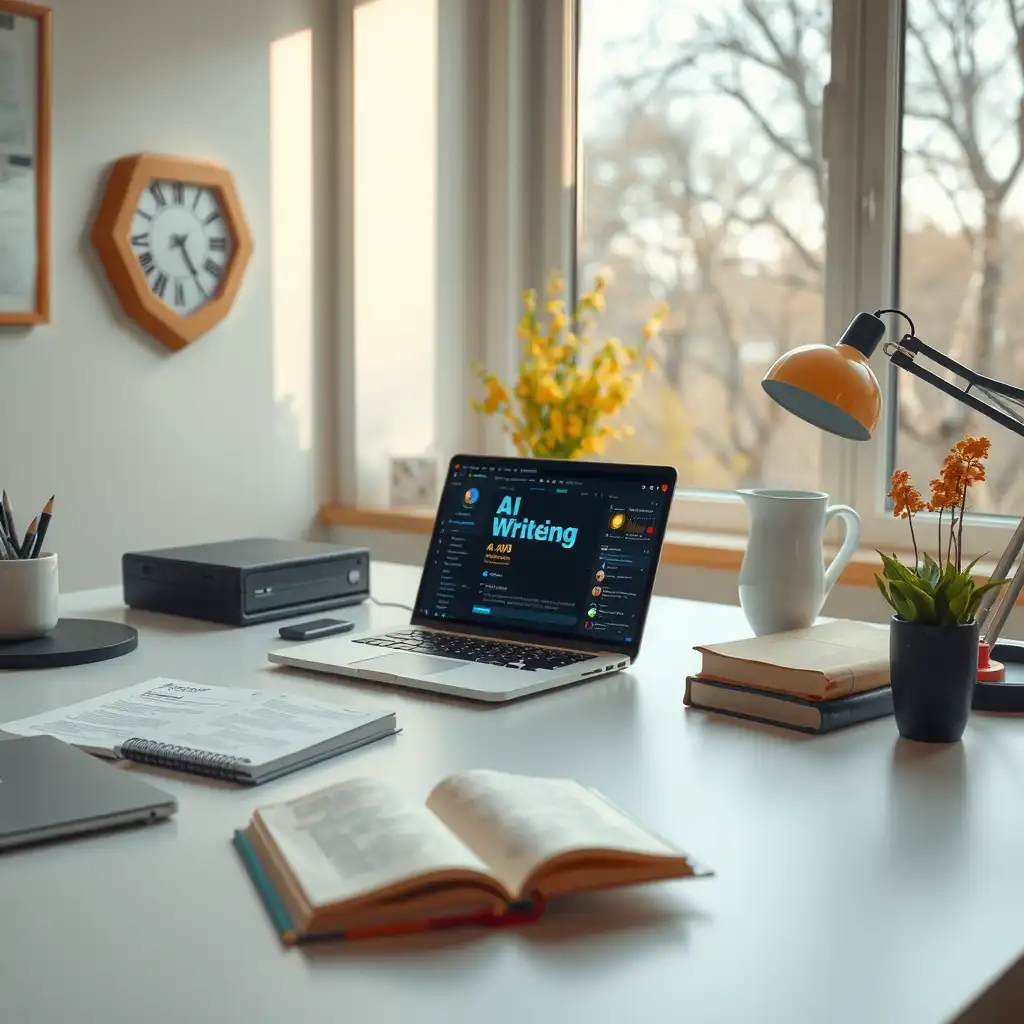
353;653;466;676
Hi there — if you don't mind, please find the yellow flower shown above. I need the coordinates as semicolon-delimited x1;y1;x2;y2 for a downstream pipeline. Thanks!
482;376;508;415
642;317;662;341
595;268;613;289
534;376;564;404
546;408;565;447
474;269;668;457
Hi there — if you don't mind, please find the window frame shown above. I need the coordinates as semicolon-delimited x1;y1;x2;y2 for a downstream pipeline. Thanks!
567;0;848;535
564;0;1022;553
335;0;1023;561
851;0;1021;559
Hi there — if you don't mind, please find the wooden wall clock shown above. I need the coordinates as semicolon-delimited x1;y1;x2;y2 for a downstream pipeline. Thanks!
91;153;253;351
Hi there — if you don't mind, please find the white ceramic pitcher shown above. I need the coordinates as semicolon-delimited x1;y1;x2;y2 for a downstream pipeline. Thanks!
737;489;860;636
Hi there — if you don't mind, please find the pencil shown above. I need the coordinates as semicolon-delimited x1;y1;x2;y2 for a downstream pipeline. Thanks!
18;516;37;559
31;495;53;558
1;489;14;543
0;518;17;559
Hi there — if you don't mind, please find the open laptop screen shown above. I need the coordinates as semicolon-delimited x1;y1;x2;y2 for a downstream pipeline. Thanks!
412;456;677;657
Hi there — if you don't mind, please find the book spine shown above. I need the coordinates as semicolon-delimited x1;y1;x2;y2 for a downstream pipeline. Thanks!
119;738;252;782
817;692;893;732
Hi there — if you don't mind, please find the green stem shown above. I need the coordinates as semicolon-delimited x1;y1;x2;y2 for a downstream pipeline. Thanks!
957;466;969;574
907;512;919;572
937;507;942;565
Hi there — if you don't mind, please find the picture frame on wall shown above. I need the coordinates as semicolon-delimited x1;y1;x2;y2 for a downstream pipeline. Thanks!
0;1;50;325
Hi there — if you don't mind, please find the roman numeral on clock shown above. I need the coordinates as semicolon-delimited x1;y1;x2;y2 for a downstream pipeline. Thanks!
172;182;184;205
174;281;186;307
153;272;168;300
138;251;155;274
203;258;222;279
130;233;150;247
208;237;226;252
203;211;221;226
150;182;166;207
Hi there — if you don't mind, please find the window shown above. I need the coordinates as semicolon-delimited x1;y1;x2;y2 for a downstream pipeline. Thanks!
576;0;833;495
335;0;1024;558
573;0;1024;551
894;0;1024;519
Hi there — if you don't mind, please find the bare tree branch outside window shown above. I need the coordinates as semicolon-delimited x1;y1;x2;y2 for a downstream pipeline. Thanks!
578;0;1024;513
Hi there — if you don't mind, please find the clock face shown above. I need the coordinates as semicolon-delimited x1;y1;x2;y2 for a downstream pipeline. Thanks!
129;179;234;315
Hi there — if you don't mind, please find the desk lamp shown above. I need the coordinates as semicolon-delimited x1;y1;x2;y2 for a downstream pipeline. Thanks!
761;308;1024;710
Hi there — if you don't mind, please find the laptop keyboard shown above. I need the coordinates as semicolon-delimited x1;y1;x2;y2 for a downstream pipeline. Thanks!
352;629;596;672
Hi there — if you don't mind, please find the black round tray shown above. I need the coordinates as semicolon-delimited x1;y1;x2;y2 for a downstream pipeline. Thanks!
0;619;138;670
974;641;1024;712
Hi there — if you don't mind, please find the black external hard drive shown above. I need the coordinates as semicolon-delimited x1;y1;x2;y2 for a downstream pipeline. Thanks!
122;538;370;626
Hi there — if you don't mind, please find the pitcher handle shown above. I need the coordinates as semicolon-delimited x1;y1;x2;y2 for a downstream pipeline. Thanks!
823;504;861;596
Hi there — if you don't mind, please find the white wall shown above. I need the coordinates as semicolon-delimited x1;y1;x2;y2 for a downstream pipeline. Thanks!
0;0;337;591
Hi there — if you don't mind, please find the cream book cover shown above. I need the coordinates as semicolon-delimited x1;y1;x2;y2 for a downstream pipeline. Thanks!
694;619;890;700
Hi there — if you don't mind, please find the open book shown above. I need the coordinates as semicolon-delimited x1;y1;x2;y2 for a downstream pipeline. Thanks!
234;768;709;944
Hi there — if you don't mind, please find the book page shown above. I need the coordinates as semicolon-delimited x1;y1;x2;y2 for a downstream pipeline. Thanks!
426;769;679;897
1;679;393;766
256;776;497;910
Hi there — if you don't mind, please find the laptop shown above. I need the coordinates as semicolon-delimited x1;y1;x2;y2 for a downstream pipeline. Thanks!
0;735;177;851
269;455;677;702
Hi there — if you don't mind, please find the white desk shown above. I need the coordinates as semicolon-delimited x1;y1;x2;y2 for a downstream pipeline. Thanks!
0;562;1020;1024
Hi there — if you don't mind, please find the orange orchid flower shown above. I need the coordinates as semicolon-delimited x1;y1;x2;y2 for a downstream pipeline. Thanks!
888;469;926;520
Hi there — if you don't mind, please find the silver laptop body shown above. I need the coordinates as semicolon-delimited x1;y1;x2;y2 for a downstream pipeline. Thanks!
0;735;177;850
270;456;676;703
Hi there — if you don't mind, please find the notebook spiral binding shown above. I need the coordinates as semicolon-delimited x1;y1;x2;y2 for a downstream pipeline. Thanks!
119;738;253;782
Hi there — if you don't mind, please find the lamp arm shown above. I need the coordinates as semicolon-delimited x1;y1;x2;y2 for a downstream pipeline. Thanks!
891;333;1024;404
883;333;1024;440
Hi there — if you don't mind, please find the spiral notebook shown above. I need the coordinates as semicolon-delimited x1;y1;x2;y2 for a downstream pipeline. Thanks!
1;679;398;785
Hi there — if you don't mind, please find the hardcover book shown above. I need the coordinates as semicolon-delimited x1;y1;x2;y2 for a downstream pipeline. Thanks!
234;768;710;944
684;675;893;734
694;619;890;700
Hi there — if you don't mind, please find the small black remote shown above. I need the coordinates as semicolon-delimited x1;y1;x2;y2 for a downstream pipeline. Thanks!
278;618;355;641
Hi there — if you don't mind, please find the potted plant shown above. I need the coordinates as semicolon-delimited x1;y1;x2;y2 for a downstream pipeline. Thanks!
876;436;1008;742
472;269;666;458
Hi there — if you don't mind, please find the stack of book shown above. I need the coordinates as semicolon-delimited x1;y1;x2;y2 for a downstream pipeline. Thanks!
684;619;893;734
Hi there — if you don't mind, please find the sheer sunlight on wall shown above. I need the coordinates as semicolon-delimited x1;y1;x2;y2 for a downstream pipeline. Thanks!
270;28;314;451
354;0;438;506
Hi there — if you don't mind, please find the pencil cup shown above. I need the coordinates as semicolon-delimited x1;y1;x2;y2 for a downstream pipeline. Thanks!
0;553;58;641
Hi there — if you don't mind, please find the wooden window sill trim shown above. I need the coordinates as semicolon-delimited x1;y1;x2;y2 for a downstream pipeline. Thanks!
318;503;1015;596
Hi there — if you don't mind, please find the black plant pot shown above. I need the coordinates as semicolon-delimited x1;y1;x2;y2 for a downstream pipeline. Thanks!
889;616;979;743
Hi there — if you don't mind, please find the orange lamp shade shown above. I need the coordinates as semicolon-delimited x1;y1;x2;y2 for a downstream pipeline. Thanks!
761;314;887;441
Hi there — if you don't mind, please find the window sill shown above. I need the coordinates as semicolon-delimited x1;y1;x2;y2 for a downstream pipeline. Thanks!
318;504;1014;596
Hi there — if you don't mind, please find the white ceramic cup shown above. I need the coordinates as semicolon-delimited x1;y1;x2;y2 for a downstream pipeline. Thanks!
0;553;59;641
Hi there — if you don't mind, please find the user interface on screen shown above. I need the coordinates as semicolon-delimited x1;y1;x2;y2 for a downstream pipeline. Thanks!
414;458;675;649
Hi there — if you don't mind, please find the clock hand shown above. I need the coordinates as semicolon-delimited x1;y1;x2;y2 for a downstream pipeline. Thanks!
171;233;201;279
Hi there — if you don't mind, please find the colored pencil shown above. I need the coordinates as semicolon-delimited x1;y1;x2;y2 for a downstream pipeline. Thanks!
31;495;53;558
0;490;14;543
18;516;37;559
